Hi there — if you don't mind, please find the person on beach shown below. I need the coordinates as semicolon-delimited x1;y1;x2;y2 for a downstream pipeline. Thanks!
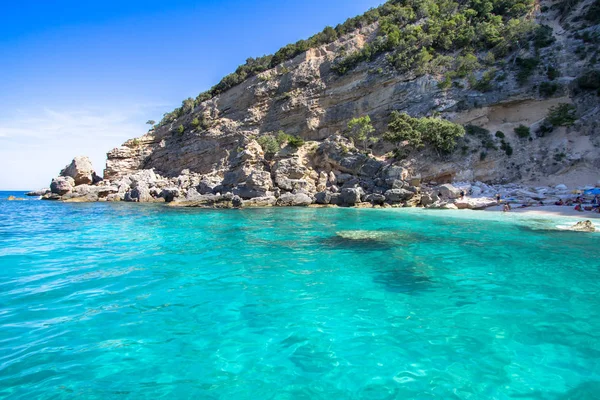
503;203;511;212
555;199;564;206
460;190;465;200
496;193;501;204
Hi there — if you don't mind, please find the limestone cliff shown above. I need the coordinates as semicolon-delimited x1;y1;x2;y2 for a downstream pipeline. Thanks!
47;0;600;206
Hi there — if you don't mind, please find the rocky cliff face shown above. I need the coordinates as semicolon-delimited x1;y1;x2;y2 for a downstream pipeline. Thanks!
46;0;600;207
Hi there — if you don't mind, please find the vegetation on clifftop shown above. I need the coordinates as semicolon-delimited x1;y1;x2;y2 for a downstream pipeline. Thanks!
157;0;538;128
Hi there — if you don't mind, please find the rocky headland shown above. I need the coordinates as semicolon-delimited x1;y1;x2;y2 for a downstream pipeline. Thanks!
31;0;600;210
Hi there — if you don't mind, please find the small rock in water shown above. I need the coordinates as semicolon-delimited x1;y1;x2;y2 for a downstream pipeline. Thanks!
570;220;596;232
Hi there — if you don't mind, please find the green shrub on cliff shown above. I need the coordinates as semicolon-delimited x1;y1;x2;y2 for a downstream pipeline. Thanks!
287;135;305;148
274;131;304;148
384;111;465;153
346;116;377;151
257;135;280;155
585;0;600;22
514;124;530;138
546;103;577;127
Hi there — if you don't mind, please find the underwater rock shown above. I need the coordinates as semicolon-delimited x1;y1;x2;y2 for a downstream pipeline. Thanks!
335;230;394;241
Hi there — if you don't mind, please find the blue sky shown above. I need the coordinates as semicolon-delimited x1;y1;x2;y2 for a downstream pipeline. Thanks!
0;0;383;190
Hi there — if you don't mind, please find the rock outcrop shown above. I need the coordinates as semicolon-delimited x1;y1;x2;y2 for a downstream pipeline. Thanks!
38;0;600;208
570;220;596;232
60;156;101;186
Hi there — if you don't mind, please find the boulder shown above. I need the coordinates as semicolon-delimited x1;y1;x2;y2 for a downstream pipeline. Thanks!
50;176;75;195
276;193;313;207
454;198;498;210
470;186;482;196
570;220;596;232
340;187;363;206
41;193;62;200
197;179;219;195
60;156;97;185
437;184;461;199
421;193;435;207
315;191;332;205
26;189;50;196
516;189;546;201
129;170;158;188
274;177;312;192
243;196;277;207
365;193;386;205
246;170;273;192
381;165;409;181
442;203;459;210
125;186;153;202
232;195;243;208
161;187;181;203
391;180;406;189
384;188;414;203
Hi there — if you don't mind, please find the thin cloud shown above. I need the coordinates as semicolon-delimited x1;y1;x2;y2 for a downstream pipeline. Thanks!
0;104;165;189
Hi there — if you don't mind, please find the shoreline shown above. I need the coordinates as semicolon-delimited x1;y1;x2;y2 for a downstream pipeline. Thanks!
483;204;600;219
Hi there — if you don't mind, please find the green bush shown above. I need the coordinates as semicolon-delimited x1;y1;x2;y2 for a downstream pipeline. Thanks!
500;140;513;156
384;111;465;153
287;135;305;148
546;103;577;127
346;116;377;151
514;124;530;138
257;135;280;154
533;25;555;49
576;70;600;90
465;125;490;136
516;57;540;85
177;125;185;135
438;76;452;90
539;82;560;97
473;69;497;92
276;131;290;146
585;0;600;22
547;65;560;80
495;131;505;138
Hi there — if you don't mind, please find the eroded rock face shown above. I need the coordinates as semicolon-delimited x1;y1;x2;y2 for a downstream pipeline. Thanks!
437;184;461;200
50;176;75;195
276;193;313;207
60;156;98;185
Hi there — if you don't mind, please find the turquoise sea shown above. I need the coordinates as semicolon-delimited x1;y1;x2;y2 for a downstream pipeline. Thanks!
1;191;599;399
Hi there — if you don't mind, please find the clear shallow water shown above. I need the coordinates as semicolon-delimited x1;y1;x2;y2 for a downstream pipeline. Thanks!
1;193;599;399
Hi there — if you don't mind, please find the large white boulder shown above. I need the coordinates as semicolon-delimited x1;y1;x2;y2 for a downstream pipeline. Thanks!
60;156;97;185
